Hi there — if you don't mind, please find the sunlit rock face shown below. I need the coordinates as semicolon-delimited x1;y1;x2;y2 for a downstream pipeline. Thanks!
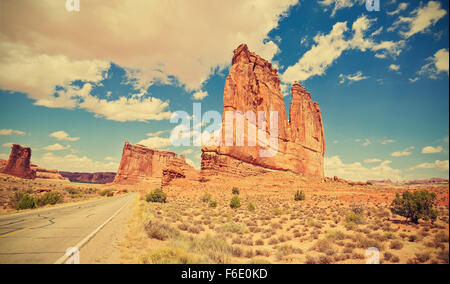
201;44;325;178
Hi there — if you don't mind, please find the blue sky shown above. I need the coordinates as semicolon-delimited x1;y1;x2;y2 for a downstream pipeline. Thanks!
0;0;448;181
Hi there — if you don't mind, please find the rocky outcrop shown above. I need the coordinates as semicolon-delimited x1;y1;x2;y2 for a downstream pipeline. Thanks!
32;166;67;180
1;144;36;179
201;44;325;178
162;156;198;186
59;172;116;184
114;141;194;184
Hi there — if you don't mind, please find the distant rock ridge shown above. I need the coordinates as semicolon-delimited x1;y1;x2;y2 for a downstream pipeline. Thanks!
114;141;195;184
59;171;116;184
201;44;325;178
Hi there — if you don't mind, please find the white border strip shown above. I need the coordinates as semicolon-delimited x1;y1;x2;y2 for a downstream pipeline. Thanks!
54;194;134;264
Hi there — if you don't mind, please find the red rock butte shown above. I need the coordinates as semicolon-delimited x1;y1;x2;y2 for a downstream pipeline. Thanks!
114;141;196;184
201;44;325;178
1;144;36;179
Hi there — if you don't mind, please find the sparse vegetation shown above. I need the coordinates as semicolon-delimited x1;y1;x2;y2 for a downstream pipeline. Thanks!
146;188;167;203
230;195;241;209
36;192;63;207
390;190;438;223
15;194;36;210
232;187;240;195
294;190;305;201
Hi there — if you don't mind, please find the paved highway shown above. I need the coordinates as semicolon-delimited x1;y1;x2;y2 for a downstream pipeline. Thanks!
0;193;135;264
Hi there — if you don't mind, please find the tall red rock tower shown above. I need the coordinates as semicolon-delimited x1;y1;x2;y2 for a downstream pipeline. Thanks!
201;44;325;178
1;144;36;179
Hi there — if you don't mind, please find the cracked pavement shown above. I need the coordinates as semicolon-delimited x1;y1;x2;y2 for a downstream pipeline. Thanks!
0;193;135;264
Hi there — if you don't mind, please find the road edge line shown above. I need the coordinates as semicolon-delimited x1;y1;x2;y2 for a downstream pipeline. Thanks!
54;193;134;264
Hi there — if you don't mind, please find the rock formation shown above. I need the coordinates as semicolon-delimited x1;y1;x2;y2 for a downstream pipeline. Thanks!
162;156;198;186
114;141;195;184
32;166;67;180
59;172;116;184
201;44;325;178
1;144;36;179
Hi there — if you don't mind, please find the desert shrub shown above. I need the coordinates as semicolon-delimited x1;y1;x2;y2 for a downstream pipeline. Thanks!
390;190;438;223
15;194;36;210
345;212;365;225
99;189;112;196
145;188;167;203
390;240;404;250
230;196;241;209
232;187;240;195
209;199;217;208
326;230;346;241
201;193;212;203
434;232;449;243
14;191;25;203
218;222;247;234
36;192;62;207
145;220;179;240
140;248;200;264
247;202;255;212
414;252;430;263
294;190;305;201
437;250;449;264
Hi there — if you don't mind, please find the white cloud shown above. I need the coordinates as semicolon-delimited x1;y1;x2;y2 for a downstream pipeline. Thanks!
49;131;80;142
0;153;9;160
104;157;116;161
35;152;119;172
421;146;443;154
333;140;339;144
418;48;449;79
137;136;172;149
409;77;419;83
363;139;371;147
325;156;402;181
42;143;70;151
0;0;297;94
364;158;382;163
391;149;412;157
389;64;400;71
181;149;195;155
78;85;172;122
282;15;405;83
409;160;449;172
389;1;447;38
0;129;26;136
146;131;168;137
191;91;209;101
381;139;395;145
387;2;409;16
2;142;13;148
338;71;369;84
318;0;363;17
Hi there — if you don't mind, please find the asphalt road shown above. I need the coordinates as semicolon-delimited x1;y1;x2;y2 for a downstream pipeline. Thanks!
0;193;135;264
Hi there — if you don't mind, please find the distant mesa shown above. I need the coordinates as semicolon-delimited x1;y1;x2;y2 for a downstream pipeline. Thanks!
201;44;325;178
59;172;116;184
114;141;196;184
0;144;114;183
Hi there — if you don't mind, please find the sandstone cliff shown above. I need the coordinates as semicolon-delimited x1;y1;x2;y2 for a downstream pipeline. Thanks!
32;166;67;180
114;141;195;184
202;44;325;178
1;144;36;179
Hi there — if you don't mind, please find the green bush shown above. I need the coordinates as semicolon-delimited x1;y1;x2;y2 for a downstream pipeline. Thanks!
99;189;112;196
390;190;438;223
232;187;240;195
230;196;241;209
201;193;212;203
209;199;217;208
36;192;63;207
16;194;36;210
294;190;305;201
247;202;255;212
146;188;167;203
